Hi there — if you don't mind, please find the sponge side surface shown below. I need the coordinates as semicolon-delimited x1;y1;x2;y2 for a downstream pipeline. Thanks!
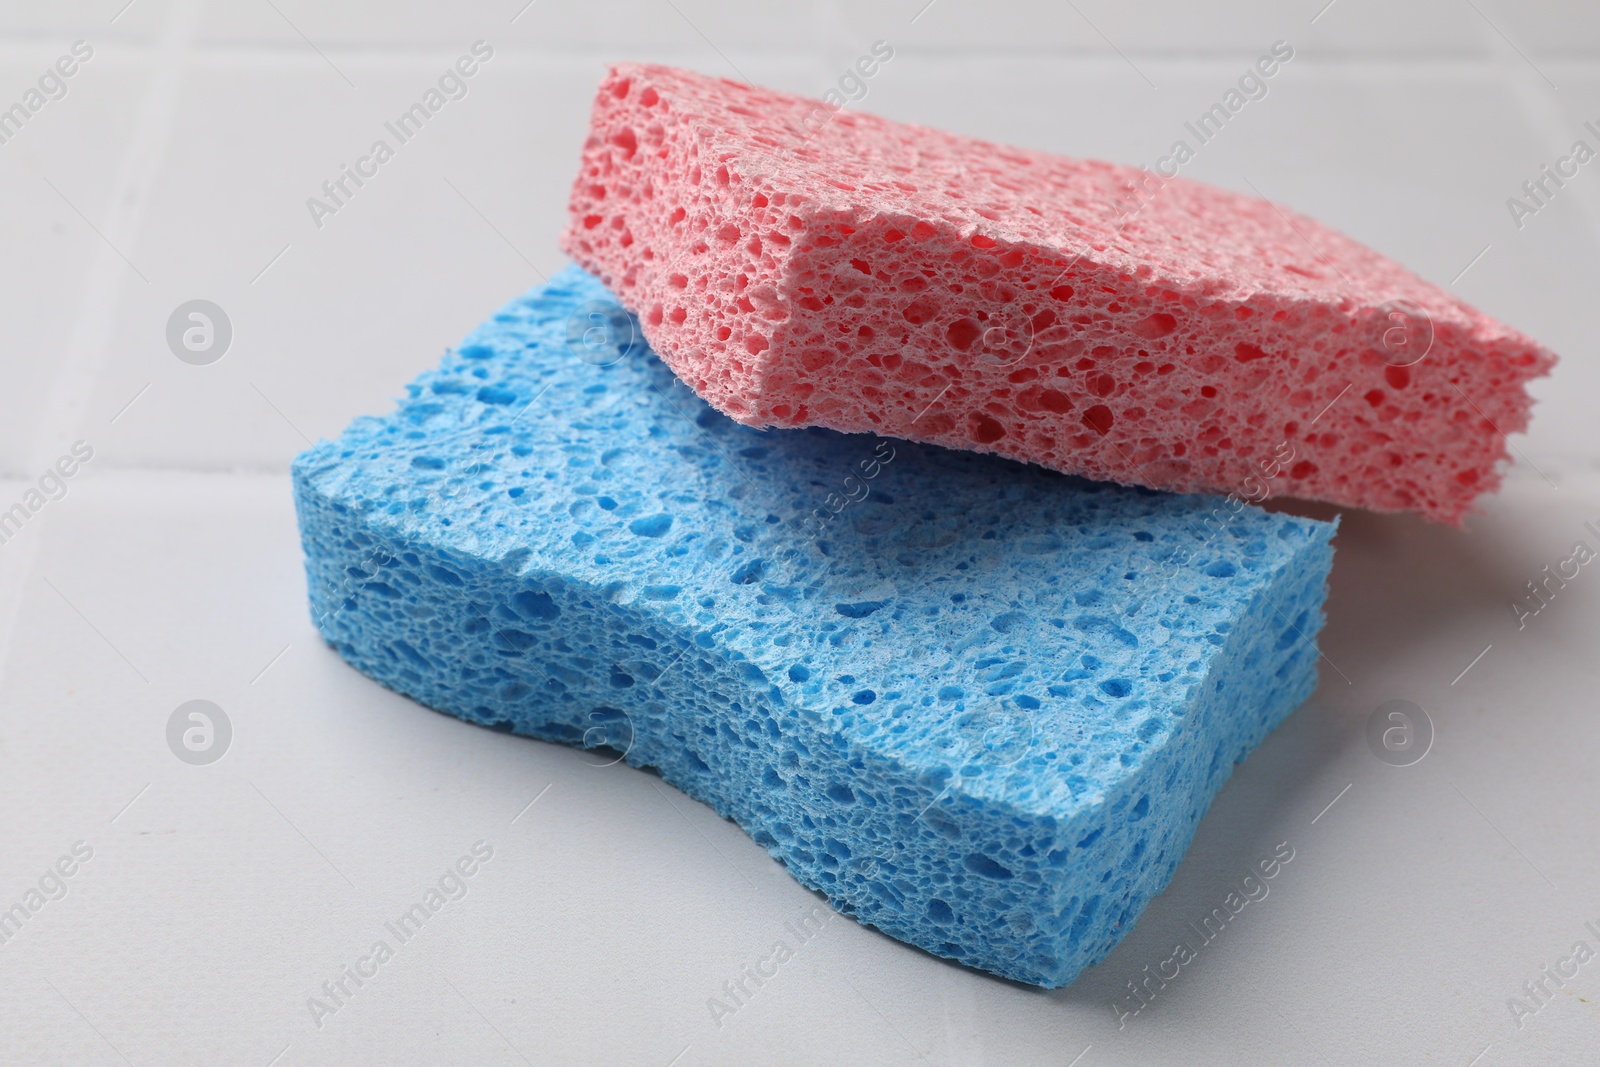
561;63;1554;524
292;266;1337;987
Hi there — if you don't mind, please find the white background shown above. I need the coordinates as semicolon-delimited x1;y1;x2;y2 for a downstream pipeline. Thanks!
1;1;1597;1064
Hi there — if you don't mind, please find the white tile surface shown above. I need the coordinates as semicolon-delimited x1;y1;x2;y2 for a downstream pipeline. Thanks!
1;2;1597;1065
0;46;152;475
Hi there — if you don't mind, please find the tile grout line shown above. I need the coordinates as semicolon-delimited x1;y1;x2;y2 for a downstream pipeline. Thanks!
0;0;203;689
28;0;205;473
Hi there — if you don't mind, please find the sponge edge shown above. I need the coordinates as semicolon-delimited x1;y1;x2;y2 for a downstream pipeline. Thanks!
561;63;1555;524
292;266;1337;987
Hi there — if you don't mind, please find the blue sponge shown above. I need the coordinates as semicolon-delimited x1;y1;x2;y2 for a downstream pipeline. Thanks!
292;266;1335;987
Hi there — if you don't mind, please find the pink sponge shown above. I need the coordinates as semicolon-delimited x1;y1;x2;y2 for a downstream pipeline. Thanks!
561;63;1554;523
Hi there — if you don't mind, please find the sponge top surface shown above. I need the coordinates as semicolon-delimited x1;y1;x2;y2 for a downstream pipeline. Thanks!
590;63;1507;339
296;266;1333;818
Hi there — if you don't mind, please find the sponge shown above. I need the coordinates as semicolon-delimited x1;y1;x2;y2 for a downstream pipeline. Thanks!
292;266;1336;987
561;63;1554;525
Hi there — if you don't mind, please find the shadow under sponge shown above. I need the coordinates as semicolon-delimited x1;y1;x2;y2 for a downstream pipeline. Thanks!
291;266;1336;987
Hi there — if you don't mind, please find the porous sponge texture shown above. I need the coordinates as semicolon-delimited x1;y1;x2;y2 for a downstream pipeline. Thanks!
561;63;1555;525
292;266;1337;988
